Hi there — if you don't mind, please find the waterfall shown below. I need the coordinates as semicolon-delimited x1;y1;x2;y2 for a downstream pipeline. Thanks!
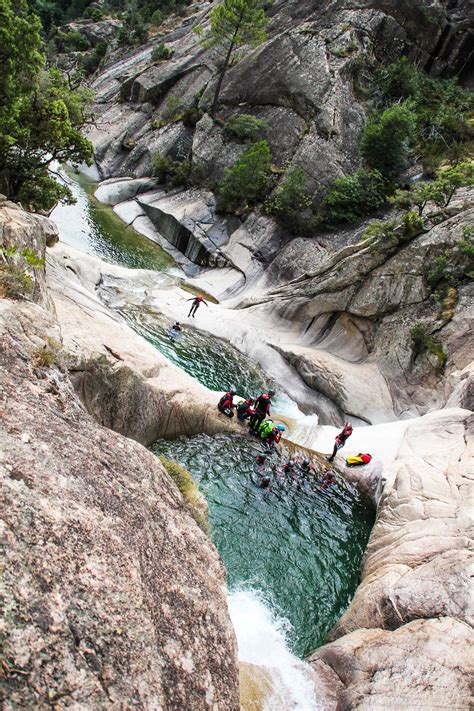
228;589;321;711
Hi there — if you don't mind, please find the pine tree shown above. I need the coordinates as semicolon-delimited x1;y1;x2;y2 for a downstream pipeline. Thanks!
0;0;93;211
197;0;270;115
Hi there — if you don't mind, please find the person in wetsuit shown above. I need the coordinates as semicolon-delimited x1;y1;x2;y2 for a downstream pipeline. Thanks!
327;422;353;462
249;389;275;432
236;397;255;421
217;387;237;417
187;294;208;318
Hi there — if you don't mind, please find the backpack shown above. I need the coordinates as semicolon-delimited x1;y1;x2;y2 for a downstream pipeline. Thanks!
346;453;372;466
258;419;274;438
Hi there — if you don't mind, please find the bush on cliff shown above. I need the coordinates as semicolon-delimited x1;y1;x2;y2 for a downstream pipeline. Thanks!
360;103;416;179
265;165;315;233
321;169;387;225
159;457;209;533
217;140;272;212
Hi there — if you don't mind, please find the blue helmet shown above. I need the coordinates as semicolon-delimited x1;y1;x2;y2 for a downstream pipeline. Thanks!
276;425;285;431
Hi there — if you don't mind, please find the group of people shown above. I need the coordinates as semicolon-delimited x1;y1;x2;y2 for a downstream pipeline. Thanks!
217;388;286;449
217;388;373;492
253;453;335;492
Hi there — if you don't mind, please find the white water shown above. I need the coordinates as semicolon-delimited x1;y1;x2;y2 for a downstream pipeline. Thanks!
228;589;321;711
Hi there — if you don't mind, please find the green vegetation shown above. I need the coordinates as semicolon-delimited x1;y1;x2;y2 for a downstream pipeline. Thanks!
0;0;93;211
224;113;269;141
196;0;270;115
391;162;474;215
370;57;474;172
360;210;425;246
322;58;473;226
426;226;474;289
32;336;61;367
217;140;272;212
151;42;173;62
265;166;313;232
331;41;357;58
82;40;107;75
410;324;447;371
151;150;192;189
360;103;416;178
321;169;387;225
159;456;209;533
0;243;44;299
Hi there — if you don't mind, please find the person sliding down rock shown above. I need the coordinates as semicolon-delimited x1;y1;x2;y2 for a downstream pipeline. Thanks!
327;422;353;462
217;387;237;417
249;390;275;432
187;294;208;318
169;322;182;338
236;397;255;421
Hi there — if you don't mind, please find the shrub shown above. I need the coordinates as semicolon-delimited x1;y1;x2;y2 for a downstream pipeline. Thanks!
82;41;107;75
360;103;416;178
150;9;163;25
32;337;60;367
331;41;357;58
182;107;203;128
151;151;192;189
217;140;272;212
426;229;474;288
391;162;474;215
151;42;173;62
322;169;387;225
265;166;312;232
370;58;474;167
400;210;425;239
159;457;209;533
84;6;104;20
0;244;44;299
410;324;447;371
360;218;397;243
57;29;91;52
223;113;269;141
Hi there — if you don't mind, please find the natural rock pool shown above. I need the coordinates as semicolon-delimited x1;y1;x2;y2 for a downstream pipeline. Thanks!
51;171;374;668
152;433;374;657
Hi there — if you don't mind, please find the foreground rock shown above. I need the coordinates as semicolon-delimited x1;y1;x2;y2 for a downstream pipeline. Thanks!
0;299;239;710
308;407;474;709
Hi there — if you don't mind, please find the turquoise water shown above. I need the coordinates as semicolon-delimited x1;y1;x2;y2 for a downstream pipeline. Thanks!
50;169;174;272
153;433;374;657
53;171;374;660
119;304;271;397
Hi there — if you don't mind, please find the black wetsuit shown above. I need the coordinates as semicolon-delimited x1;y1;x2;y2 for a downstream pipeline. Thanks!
250;394;271;431
187;297;208;318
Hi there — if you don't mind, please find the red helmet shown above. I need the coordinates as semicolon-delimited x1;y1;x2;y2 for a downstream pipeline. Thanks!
197;295;203;301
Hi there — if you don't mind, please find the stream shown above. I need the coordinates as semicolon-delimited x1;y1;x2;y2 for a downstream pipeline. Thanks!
51;171;375;708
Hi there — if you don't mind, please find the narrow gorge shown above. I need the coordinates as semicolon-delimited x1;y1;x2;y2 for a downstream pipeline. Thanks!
1;0;473;709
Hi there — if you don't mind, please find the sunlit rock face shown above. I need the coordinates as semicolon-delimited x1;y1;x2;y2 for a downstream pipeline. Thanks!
0;297;240;710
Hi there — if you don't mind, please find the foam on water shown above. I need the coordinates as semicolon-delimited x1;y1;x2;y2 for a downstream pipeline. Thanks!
228;589;321;711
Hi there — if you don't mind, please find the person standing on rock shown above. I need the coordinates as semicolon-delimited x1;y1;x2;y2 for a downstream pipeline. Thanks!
327;422;353;462
249;389;275;432
187;294;208;318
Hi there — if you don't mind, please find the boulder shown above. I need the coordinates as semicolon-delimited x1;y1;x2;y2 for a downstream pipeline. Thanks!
0;298;240;710
94;177;159;205
0;203;58;309
66;18;123;46
310;618;473;710
275;344;396;424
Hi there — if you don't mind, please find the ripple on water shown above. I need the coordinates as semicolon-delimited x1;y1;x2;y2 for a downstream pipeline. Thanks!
153;433;374;658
